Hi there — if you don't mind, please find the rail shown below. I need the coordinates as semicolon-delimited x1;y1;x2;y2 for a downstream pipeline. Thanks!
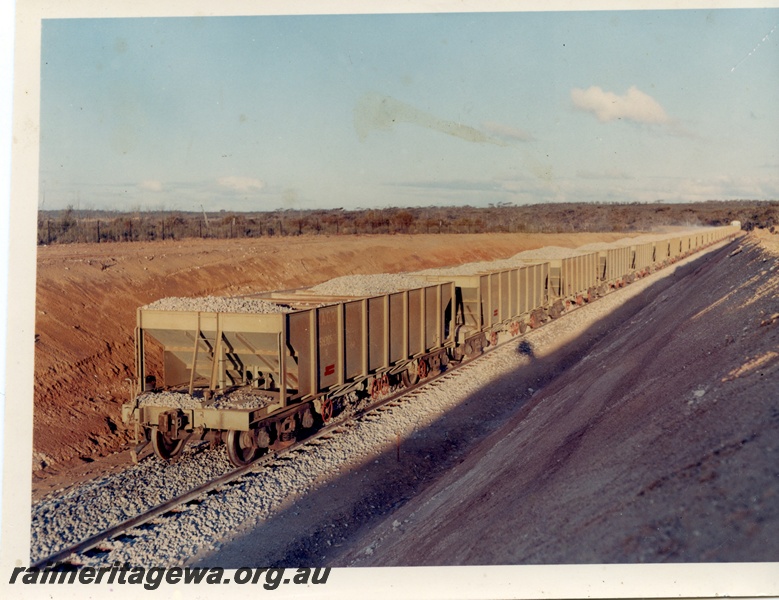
32;233;739;568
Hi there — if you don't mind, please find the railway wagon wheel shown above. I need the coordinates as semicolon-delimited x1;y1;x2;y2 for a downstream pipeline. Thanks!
449;345;465;362
226;429;262;467
401;360;420;387
151;427;185;461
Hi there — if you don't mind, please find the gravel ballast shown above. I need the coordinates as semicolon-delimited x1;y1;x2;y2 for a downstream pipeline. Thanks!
137;391;204;409
30;447;234;563
28;242;723;567
416;246;592;277
143;296;288;313
30;230;730;567
307;273;430;296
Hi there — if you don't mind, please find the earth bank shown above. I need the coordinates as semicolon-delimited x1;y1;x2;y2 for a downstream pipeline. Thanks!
336;231;779;565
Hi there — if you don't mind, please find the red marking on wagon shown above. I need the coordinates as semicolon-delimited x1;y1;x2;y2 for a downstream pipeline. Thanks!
324;364;335;376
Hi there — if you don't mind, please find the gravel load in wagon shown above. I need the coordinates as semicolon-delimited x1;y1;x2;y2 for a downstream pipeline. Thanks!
417;252;552;277
137;391;204;409
413;246;589;278
416;260;515;277
143;296;289;313
576;242;625;251
307;273;430;296
509;246;588;261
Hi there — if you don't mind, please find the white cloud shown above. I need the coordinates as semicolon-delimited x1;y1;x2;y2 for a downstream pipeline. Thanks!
217;176;265;193
138;179;163;192
571;85;670;125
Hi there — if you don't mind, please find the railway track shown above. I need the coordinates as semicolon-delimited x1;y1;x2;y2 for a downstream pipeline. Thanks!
32;341;490;569
32;238;737;569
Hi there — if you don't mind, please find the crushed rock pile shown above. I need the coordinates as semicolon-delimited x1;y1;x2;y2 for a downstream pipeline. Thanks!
307;274;430;296
137;391;203;409
143;296;288;313
416;246;587;277
508;246;588;260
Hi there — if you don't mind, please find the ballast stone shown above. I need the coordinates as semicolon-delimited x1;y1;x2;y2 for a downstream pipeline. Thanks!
143;296;288;314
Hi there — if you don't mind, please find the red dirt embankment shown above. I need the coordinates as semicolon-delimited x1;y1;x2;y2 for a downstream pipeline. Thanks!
339;230;779;564
33;232;629;483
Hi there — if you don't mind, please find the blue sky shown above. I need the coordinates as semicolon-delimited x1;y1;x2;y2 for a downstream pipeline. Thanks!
39;8;779;212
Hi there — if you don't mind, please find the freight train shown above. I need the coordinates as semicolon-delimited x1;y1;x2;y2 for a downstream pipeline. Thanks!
121;226;739;466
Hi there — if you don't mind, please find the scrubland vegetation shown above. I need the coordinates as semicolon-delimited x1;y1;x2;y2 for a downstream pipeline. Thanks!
37;200;778;245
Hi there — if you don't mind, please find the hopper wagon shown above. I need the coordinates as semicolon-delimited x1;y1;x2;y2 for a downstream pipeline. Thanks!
654;237;672;265
596;246;633;291
421;262;549;350
537;252;601;317
667;236;683;261
123;282;456;466
631;242;656;277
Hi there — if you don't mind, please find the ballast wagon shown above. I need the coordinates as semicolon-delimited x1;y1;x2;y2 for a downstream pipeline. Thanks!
421;261;549;349
123;282;456;465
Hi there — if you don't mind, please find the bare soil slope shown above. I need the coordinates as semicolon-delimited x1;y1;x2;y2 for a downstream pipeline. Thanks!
338;231;779;564
33;232;630;485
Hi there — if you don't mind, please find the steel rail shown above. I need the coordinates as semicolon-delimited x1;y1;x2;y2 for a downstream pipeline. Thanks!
31;237;736;569
30;322;500;569
30;357;462;568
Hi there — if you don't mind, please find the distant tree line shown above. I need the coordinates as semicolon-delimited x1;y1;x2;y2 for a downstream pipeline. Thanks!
36;200;778;245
